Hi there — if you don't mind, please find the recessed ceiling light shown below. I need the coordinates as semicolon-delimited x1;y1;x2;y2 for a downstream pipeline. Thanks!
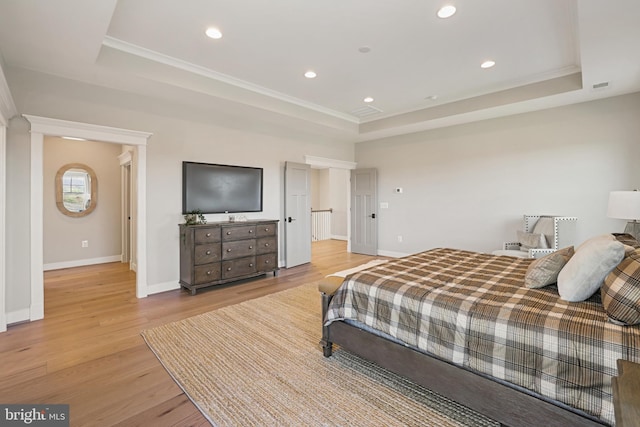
425;95;438;101
437;5;457;18
480;60;496;69
205;27;222;39
358;46;371;54
363;97;374;103
304;70;317;79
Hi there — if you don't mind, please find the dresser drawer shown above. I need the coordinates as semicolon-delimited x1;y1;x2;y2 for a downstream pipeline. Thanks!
222;239;256;260
194;263;221;284
256;223;277;237
256;237;277;255
194;244;221;265
222;257;257;279
222;225;256;241
256;254;277;272
180;220;279;295
194;227;221;244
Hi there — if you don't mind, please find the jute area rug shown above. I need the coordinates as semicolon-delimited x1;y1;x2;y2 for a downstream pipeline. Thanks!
142;283;499;427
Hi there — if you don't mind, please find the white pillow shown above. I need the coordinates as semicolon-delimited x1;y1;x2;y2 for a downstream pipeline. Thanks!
557;234;625;302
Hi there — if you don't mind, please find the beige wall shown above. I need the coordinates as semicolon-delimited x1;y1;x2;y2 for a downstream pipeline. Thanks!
328;168;349;239
310;169;320;210
4;68;355;316
5;65;640;319
356;92;640;256
317;169;331;210
43;137;122;268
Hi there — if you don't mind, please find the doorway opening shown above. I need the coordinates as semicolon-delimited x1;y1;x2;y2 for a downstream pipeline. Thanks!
301;155;357;263
310;167;349;243
25;115;151;322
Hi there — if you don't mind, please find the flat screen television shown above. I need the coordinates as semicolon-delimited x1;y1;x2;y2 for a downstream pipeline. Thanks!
182;161;263;214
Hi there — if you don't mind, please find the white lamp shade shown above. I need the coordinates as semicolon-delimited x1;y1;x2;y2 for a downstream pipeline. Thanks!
607;191;640;220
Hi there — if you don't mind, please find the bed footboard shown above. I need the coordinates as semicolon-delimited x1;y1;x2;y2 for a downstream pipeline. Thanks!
319;290;607;427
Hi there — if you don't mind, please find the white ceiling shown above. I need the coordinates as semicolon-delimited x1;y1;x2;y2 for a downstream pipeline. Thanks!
0;0;639;141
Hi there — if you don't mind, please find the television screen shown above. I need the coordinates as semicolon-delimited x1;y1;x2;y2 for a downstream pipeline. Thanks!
182;162;263;214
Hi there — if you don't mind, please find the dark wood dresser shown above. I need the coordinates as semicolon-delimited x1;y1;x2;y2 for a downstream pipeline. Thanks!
179;220;279;295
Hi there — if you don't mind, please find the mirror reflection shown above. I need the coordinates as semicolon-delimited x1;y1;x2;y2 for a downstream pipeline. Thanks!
55;163;97;217
63;168;92;212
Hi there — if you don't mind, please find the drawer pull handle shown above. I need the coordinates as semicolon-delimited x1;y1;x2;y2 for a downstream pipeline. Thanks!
206;271;212;275
249;246;253;249
249;263;254;267
265;260;270;264
206;250;211;255
227;267;232;271
227;249;232;252
206;233;211;237
249;230;253;234
265;243;270;247
265;228;269;232
227;231;231;235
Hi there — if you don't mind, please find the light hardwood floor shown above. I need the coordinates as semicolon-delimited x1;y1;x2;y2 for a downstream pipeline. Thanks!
0;240;379;426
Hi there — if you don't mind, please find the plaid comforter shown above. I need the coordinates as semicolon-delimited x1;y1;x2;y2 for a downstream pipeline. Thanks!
325;248;640;425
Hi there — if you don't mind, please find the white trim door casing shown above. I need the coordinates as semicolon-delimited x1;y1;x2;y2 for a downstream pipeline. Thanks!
0;125;6;332
118;151;133;266
0;60;18;332
24;115;152;322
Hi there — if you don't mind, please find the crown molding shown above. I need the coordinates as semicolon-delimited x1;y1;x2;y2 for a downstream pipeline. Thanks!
103;36;359;124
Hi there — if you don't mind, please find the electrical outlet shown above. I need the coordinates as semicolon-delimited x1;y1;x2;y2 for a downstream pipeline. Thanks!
81;240;89;248
397;235;403;243
380;202;389;209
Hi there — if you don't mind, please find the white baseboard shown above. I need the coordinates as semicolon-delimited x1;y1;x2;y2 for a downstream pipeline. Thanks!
147;280;180;295
331;235;348;241
43;255;122;271
7;308;30;325
376;249;408;258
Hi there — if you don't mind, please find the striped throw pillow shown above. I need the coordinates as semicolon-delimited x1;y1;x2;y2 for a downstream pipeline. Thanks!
602;249;640;325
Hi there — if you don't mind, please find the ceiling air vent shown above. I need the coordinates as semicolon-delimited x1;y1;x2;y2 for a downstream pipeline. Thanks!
350;104;383;118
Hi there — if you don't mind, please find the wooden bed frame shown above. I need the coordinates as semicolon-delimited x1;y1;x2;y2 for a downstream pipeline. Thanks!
320;290;608;427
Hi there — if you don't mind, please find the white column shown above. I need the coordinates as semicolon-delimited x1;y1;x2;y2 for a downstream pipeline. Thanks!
30;130;44;320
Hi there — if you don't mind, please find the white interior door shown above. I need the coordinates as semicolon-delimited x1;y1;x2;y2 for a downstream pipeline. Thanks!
351;168;378;255
285;162;311;267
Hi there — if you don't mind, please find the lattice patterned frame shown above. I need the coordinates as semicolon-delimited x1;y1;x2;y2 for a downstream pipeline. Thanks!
503;215;578;259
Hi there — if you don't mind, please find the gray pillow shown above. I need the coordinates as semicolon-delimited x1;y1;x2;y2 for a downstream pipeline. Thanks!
557;234;625;302
525;246;574;288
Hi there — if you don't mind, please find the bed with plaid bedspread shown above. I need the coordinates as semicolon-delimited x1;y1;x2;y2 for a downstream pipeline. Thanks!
325;248;640;425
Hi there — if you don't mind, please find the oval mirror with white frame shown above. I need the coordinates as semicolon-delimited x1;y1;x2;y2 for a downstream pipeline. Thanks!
55;163;98;217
